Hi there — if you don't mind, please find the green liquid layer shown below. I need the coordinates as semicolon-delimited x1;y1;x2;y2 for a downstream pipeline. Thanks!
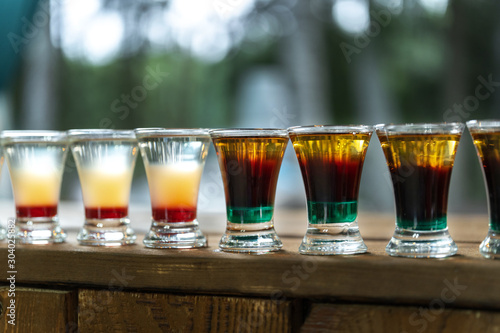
227;206;274;223
397;216;447;231
490;220;500;232
307;201;357;224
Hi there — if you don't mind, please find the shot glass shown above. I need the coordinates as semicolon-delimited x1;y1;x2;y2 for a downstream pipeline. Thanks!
376;123;464;258
288;125;372;255
2;131;68;244
210;129;288;253
467;120;500;258
69;129;138;246
135;128;210;248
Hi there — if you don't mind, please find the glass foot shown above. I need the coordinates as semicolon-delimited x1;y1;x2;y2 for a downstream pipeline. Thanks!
386;227;457;258
15;217;66;244
143;220;207;249
480;230;500;259
219;227;282;254
77;218;136;246
299;220;367;255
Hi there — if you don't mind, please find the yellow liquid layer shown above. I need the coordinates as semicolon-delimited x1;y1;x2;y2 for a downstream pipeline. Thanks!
290;133;371;160
378;134;461;169
10;168;62;206
78;168;133;207
145;163;203;208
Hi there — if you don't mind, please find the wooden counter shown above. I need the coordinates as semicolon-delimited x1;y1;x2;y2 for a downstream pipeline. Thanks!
1;212;499;332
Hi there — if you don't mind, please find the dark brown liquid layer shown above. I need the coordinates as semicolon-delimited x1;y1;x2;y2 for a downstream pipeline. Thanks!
212;136;287;223
471;131;500;231
378;133;461;231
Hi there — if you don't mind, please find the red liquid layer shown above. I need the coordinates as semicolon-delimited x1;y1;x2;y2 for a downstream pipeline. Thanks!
16;205;58;218
152;207;197;222
85;207;128;219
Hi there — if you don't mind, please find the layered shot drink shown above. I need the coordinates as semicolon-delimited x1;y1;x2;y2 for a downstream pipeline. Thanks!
2;131;68;244
288;125;372;255
210;129;288;253
376;123;463;258
135;128;210;248
467;120;500;258
69;130;138;246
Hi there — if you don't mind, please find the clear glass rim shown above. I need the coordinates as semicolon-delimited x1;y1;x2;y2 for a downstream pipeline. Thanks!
374;122;464;134
134;128;210;138
1;130;67;143
287;124;373;134
466;119;500;131
67;129;136;141
209;128;288;138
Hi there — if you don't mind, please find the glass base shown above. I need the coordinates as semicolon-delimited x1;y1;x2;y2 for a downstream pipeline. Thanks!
219;221;282;253
15;217;66;244
143;220;207;249
77;218;136;246
299;220;367;255
386;227;457;258
480;230;500;259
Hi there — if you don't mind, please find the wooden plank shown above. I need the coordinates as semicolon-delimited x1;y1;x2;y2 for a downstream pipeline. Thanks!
0;227;499;311
0;287;77;333
77;289;299;333
301;303;500;333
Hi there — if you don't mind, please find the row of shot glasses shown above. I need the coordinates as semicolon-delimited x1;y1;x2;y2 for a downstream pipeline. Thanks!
1;121;499;259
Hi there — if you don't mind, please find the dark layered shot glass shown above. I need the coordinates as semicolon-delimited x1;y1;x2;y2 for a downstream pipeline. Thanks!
288;125;372;255
467;120;500;259
376;123;464;258
210;129;288;253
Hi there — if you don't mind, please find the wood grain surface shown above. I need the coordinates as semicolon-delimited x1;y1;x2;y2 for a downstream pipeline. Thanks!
0;287;77;333
301;303;500;333
0;213;497;312
77;289;298;333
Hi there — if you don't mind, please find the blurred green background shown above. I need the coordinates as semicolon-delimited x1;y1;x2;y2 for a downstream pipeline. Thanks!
0;0;498;215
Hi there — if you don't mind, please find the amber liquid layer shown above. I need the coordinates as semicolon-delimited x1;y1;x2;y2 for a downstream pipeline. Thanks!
379;133;461;231
471;131;500;231
212;137;287;224
290;132;370;224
